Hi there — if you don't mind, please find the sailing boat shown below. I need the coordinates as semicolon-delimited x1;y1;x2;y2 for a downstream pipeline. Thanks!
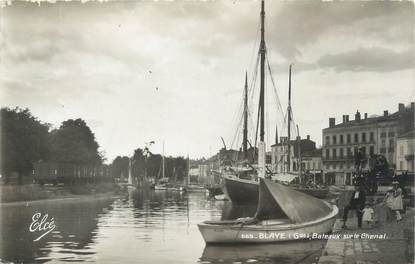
220;2;329;203
127;158;136;190
198;178;338;243
154;142;169;190
220;0;295;204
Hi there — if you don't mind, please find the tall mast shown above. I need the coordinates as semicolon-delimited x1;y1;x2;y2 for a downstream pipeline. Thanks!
243;71;248;158
259;0;266;142
287;64;292;172
257;0;266;178
162;141;165;178
296;125;301;179
275;125;278;144
187;154;190;185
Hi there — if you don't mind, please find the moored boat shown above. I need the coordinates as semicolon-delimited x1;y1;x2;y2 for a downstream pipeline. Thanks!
198;178;338;244
205;184;223;197
223;172;328;204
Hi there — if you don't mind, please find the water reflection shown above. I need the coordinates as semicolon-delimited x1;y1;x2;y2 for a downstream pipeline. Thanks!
0;189;326;264
0;197;115;263
201;240;326;264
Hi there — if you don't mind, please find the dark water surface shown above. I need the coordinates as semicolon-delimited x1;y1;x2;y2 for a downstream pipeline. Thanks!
0;189;326;264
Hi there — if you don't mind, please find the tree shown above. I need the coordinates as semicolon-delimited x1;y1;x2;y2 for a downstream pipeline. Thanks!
111;156;129;180
0;107;50;184
49;119;102;165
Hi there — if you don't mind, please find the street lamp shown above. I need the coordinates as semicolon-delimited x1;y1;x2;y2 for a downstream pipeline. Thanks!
143;141;155;182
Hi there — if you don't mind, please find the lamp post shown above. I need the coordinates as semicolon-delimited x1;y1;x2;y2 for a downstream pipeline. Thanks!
143;141;155;182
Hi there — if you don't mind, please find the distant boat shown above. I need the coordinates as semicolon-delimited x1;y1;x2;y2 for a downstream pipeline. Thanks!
127;158;136;190
198;178;338;243
154;142;186;192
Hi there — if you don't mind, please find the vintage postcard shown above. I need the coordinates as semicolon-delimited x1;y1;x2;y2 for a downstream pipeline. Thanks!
0;0;414;263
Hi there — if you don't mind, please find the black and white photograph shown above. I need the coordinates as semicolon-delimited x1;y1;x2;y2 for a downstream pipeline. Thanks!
0;0;414;263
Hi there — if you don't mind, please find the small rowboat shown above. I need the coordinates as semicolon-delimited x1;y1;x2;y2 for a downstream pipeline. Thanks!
198;178;338;243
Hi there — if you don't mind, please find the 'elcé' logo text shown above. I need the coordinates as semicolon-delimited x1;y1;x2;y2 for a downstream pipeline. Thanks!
29;213;56;241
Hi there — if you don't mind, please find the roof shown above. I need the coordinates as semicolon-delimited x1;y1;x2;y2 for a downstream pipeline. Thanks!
271;138;315;147
398;130;415;139
324;105;413;130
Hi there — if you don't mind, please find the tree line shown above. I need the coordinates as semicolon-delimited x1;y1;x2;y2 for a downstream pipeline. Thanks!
1;107;103;184
111;151;188;183
1;107;191;185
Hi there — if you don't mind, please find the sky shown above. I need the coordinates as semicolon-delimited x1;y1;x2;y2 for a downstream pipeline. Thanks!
1;0;414;162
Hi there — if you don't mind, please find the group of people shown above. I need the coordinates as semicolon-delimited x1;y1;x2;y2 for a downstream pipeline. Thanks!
342;181;404;229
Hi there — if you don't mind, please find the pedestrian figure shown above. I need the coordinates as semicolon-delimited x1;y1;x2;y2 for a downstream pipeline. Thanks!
342;184;366;229
383;189;394;222
362;202;374;228
354;148;364;173
391;181;403;222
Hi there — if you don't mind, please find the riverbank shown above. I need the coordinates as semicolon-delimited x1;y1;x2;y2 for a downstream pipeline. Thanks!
0;183;121;204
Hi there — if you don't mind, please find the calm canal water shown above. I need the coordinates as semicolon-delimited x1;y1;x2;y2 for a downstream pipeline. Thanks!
1;189;326;264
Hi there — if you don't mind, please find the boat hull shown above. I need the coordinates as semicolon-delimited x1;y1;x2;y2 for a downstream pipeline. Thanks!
222;175;258;204
222;175;329;204
205;185;224;196
198;205;338;244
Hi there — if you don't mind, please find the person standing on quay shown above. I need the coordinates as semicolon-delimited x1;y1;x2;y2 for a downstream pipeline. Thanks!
391;181;403;222
383;189;395;221
342;184;366;229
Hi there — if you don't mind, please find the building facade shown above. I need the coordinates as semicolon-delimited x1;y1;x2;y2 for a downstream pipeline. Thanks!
301;149;323;184
322;102;414;185
396;130;415;173
271;135;316;174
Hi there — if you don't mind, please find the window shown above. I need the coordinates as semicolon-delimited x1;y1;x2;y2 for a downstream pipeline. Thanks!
362;132;366;143
388;131;395;137
325;149;330;158
332;135;337;145
380;131;387;138
347;148;351;157
325;136;330;146
370;132;374;142
400;161;403;170
380;148;386;154
389;139;395;152
340;163;343;169
354;147;358;156
361;147;366;156
333;163;337;170
381;139;386;147
370;146;374;156
332;148;337;158
354;133;359;143
340;135;344;144
340;148;344;157
347;134;351;143
400;145;404;156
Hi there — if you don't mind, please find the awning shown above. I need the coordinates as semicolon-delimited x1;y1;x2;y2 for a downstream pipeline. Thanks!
255;178;332;223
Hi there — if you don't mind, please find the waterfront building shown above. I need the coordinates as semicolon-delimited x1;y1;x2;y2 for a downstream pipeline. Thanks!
322;102;414;185
301;149;323;184
271;135;316;173
396;130;414;173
